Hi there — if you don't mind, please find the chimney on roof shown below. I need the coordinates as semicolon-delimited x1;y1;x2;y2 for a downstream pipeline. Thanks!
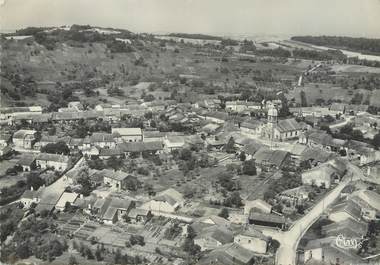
30;186;34;191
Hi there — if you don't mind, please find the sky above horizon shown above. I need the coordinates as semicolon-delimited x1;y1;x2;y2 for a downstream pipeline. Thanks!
1;0;380;38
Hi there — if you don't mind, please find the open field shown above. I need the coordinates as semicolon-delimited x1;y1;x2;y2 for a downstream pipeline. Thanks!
288;83;374;105
329;64;380;73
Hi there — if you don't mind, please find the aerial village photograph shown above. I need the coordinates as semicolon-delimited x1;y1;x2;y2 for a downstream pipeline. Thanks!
0;0;380;264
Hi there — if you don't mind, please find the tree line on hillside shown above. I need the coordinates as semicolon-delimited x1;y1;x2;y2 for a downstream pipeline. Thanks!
9;25;137;52
167;33;223;41
252;47;380;67
291;36;380;55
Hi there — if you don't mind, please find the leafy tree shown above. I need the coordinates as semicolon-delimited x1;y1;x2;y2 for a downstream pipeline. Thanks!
106;156;123;170
180;148;192;160
77;176;93;196
269;239;280;253
26;173;45;190
86;248;94;260
114;249;122;264
300;90;307;107
264;189;277;201
130;235;145;246
224;191;243;208
183;237;201;256
72;119;89;138
164;222;183;240
143;94;155;102
107;86;124;97
218;172;236;191
299;160;311;170
340;124;353;135
351;130;364;141
242;160;257;175
368;106;379;115
16;242;32;259
68;255;78;265
296;204;305;214
48;126;56;136
272;204;283;213
239;151;246;161
225;137;236;153
183;186;196;198
125;176;141;191
373;133;380;150
41;141;70;155
218;208;229;219
350;93;363;104
95;247;103;261
137;167;149;176
198;154;210;168
187;226;197;240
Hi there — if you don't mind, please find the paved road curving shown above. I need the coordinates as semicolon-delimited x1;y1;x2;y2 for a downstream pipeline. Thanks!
262;162;364;265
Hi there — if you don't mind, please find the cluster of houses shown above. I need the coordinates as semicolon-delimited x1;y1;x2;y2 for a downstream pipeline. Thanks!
19;176;281;265
303;185;380;264
1;91;379;265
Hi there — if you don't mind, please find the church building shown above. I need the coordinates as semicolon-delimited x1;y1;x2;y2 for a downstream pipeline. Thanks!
262;107;303;141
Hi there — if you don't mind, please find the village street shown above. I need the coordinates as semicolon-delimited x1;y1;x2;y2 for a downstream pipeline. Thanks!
329;115;355;130
262;162;364;265
39;156;85;200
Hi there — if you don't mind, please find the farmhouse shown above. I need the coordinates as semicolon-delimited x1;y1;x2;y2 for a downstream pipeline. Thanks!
0;133;11;147
301;161;345;188
17;154;36;171
202;111;229;124
225;100;261;112
328;201;362;223
252;147;290;169
112;127;143;142
329;103;345;115
140;188;184;214
127;208;150;224
143;130;165;142
304;237;362;265
300;147;334;167
98;148;123;160
164;136;186;151
198;243;255;265
248;211;286;229
194;226;234;251
201;123;222;135
321;219;368;238
244;198;272;215
119;141;164;156
83;133;116;149
55;192;79;211
0;146;12;157
92;196;135;224
38;135;60;148
272;118;303;140
12;129;37;150
278;186;312;206
102;169;129;191
36;153;71;171
20;187;44;208
234;227;270;254
197;215;231;229
195;99;221;110
52;111;98;123
240;120;264;136
0;106;43;120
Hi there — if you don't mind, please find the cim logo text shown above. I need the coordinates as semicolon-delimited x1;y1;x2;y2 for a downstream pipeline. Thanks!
335;234;367;250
